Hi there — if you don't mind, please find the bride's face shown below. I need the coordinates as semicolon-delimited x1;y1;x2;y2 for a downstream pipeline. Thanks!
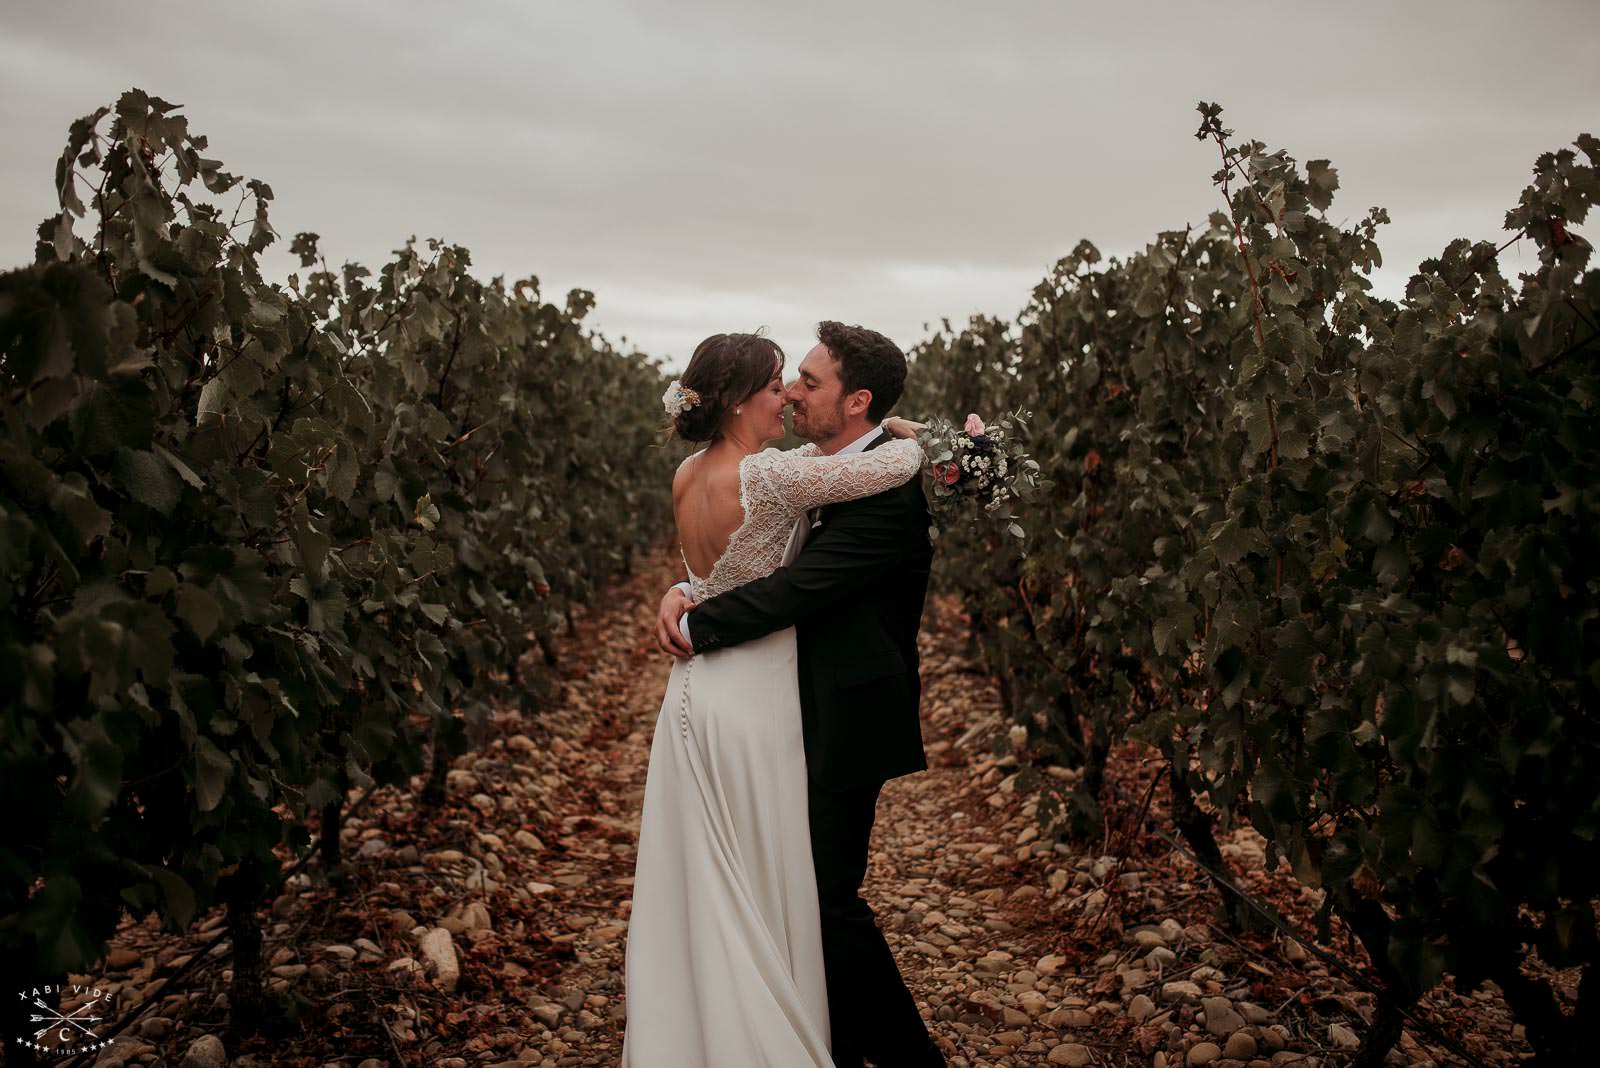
735;372;788;443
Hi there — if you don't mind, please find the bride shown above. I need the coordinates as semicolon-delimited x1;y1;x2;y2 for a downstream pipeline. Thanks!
620;331;925;1066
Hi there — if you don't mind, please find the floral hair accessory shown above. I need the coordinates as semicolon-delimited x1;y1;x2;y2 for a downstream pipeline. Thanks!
662;379;701;418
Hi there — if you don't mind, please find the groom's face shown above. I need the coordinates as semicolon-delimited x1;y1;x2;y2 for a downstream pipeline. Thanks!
787;343;849;443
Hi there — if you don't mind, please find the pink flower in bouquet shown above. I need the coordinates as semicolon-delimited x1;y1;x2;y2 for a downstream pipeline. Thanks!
933;461;961;485
964;413;986;436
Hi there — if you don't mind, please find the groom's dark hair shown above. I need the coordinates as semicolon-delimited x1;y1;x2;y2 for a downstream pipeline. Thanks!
816;321;906;421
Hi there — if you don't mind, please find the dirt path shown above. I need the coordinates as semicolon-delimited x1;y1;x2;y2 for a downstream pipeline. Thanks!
80;550;1524;1068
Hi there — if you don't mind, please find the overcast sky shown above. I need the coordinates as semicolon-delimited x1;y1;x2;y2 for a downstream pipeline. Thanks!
2;1;1596;369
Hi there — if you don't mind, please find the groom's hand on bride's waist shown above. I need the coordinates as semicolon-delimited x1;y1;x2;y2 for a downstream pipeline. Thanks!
655;584;697;659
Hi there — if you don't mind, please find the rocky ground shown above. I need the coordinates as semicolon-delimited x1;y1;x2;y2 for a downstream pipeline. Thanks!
61;550;1535;1068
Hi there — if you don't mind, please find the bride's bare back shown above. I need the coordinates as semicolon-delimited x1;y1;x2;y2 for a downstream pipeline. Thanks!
671;432;927;600
674;446;750;580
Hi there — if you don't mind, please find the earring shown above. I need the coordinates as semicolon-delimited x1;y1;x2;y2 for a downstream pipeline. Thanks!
735;406;742;415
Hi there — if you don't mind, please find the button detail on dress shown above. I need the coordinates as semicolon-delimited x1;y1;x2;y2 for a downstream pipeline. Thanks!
679;658;693;737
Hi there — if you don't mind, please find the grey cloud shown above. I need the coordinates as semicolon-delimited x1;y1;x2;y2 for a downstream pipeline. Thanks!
2;0;1595;368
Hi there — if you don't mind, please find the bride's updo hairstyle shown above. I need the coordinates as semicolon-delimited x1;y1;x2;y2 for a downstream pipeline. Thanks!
671;332;786;443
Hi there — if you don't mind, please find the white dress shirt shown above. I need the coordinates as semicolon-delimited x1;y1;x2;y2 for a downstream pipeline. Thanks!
833;423;890;457
676;425;888;645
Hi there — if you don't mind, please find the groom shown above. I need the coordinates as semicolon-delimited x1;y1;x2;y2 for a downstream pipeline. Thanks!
654;321;945;1068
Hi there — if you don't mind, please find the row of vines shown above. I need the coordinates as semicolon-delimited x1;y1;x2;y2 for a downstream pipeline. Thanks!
0;91;675;1055
902;105;1597;1067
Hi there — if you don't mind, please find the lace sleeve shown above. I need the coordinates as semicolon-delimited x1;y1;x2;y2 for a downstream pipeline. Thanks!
742;437;924;516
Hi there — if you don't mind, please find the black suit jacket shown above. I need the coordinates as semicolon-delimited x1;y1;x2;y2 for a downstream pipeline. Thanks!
688;433;934;791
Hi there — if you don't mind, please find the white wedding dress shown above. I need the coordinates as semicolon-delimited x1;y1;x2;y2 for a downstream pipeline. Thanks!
620;437;923;1068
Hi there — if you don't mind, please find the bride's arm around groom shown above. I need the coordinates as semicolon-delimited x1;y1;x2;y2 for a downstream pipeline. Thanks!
673;451;930;657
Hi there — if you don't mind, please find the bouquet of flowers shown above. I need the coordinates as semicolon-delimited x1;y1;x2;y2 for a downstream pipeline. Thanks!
915;410;1040;541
